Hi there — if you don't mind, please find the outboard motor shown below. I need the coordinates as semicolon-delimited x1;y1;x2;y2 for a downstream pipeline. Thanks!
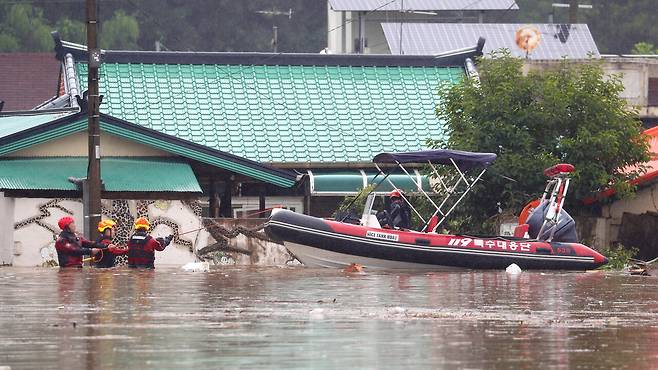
526;201;578;242
526;163;579;243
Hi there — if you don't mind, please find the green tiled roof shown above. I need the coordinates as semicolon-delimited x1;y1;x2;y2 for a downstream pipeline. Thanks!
78;63;463;164
0;112;296;187
0;157;202;193
0;112;74;139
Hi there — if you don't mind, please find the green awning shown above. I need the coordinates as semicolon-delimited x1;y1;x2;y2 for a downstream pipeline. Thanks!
308;169;432;196
0;157;202;193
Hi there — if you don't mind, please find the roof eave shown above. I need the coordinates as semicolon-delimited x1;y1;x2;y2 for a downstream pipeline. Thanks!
54;36;480;68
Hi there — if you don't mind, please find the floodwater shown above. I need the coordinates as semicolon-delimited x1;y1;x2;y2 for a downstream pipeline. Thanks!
1;267;657;370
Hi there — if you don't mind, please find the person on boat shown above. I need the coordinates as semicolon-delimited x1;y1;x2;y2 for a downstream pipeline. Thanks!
54;217;101;268
377;189;411;229
94;219;128;268
127;217;172;269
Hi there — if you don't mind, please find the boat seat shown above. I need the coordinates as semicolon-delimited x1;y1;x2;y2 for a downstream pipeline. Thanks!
514;224;530;238
424;215;439;233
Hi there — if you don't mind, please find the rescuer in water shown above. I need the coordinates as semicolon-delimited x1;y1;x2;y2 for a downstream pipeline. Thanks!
127;217;172;269
54;217;101;268
94;219;128;268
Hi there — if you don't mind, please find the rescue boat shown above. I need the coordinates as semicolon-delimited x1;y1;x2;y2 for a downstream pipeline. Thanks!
265;149;608;270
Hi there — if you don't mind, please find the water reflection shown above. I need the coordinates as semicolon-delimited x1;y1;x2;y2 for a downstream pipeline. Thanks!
0;267;657;369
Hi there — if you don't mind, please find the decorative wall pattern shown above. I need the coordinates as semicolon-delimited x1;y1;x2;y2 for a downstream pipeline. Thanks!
11;198;204;266
14;199;76;234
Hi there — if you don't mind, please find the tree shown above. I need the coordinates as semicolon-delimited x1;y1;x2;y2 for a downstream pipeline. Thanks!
0;4;52;52
100;10;140;50
430;51;650;233
631;42;657;55
55;18;86;45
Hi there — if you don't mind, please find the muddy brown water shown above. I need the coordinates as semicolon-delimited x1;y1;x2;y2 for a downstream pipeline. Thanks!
1;266;657;370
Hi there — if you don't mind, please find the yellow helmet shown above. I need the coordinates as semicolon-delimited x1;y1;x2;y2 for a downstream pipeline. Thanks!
97;219;116;233
134;217;151;231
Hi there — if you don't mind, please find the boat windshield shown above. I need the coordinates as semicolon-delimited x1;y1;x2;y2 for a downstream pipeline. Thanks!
361;149;497;232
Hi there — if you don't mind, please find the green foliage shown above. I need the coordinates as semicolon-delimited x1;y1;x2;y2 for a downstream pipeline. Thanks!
631;42;658;55
598;244;638;270
334;184;377;218
432;51;650;233
100;10;140;50
0;4;52;52
0;0;325;53
0;1;656;54
0;33;19;52
55;18;86;45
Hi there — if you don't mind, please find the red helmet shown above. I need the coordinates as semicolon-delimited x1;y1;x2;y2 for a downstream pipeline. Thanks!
58;216;75;230
389;189;403;198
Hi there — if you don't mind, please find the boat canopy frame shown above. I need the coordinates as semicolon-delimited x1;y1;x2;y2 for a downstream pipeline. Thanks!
362;149;497;231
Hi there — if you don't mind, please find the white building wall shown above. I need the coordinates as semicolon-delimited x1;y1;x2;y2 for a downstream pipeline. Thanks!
327;8;455;55
327;7;356;53
8;132;170;157
526;57;658;122
10;198;202;267
0;192;15;265
600;182;658;246
5;196;305;267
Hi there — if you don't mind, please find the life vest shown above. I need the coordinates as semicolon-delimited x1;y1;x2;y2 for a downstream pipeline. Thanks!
127;232;155;268
94;236;116;268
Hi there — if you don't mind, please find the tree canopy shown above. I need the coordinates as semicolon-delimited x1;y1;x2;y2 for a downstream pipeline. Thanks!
0;0;655;54
430;52;650;233
0;0;325;53
631;42;657;55
0;2;139;52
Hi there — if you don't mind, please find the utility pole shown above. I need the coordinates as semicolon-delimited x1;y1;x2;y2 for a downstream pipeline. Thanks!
399;0;404;55
272;26;278;53
86;0;102;240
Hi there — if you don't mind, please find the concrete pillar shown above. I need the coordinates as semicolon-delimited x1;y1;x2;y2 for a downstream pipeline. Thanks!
0;192;15;265
209;180;220;218
219;180;233;218
259;184;266;213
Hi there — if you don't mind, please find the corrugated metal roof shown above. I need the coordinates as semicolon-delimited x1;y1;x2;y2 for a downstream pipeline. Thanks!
382;23;600;59
77;63;464;164
0;53;61;110
0;111;74;139
329;0;518;11
0;157;202;193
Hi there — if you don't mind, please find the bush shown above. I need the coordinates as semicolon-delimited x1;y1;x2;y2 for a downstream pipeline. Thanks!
599;244;638;270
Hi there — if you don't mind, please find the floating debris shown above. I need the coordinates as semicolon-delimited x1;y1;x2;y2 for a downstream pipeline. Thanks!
181;261;210;272
506;263;522;274
626;258;655;276
343;263;364;273
309;308;325;320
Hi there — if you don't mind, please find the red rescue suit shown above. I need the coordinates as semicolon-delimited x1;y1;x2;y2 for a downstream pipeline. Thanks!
127;231;167;268
55;230;96;268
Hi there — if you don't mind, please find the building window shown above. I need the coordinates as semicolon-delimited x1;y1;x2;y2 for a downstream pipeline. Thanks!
649;78;658;106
